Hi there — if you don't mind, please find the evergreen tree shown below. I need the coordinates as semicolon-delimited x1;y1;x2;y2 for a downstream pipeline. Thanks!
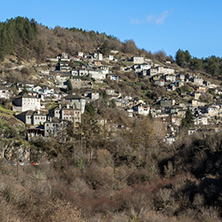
67;79;73;94
181;107;194;128
86;102;95;117
175;49;185;66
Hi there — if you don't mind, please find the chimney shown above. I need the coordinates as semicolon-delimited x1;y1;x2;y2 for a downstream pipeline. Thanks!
66;104;70;109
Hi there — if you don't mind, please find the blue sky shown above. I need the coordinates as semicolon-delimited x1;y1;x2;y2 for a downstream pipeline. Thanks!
1;0;222;59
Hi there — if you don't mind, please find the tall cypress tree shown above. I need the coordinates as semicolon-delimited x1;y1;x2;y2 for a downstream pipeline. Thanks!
181;107;194;128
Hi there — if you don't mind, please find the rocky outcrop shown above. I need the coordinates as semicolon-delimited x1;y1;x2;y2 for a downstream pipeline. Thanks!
0;139;30;162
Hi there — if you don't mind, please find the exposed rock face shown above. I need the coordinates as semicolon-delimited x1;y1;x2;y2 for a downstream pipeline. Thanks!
0;140;30;162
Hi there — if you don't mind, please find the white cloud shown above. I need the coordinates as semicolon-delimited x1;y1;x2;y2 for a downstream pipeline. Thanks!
130;9;173;25
130;18;142;24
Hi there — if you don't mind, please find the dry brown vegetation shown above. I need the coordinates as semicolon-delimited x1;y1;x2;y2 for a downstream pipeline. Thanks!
1;114;222;221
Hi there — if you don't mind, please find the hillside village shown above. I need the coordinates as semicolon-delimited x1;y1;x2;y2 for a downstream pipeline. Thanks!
0;50;222;145
2;17;222;222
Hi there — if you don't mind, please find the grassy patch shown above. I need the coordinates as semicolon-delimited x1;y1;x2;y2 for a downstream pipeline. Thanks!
0;105;14;115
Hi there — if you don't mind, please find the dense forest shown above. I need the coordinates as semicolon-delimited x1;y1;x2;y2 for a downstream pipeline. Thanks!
0;17;38;61
176;49;222;78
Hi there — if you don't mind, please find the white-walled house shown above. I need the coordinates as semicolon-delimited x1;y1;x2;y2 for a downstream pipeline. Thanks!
89;71;106;80
0;85;11;99
133;56;144;64
13;94;41;112
133;104;150;116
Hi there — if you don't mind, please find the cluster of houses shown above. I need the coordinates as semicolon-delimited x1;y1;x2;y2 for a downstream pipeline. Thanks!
13;93;85;138
1;51;222;143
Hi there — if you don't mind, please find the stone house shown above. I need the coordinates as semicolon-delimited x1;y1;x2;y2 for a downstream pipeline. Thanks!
78;69;89;76
94;61;101;66
33;112;47;125
110;50;119;54
93;53;103;61
148;67;159;76
206;106;218;116
191;76;204;85
164;75;176;82
0;85;11;99
16;110;46;125
176;74;185;81
106;89;115;96
133;104;150;116
63;95;86;114
69;78;83;89
164;68;175;75
108;55;114;61
56;63;70;72
155;80;165;87
139;70;148;77
99;66;109;74
54;74;70;88
78;52;84;57
84;92;100;100
59;53;69;59
44;119;68;137
109;75;119;81
204;80;211;87
13;94;41;112
171;114;182;126
194;92;201;100
49;105;81;125
160;98;175;107
133;56;144;64
16;110;34;125
89;71;106;80
140;63;151;70
194;115;208;125
61;106;81;126
70;70;79;76
48;106;61;119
